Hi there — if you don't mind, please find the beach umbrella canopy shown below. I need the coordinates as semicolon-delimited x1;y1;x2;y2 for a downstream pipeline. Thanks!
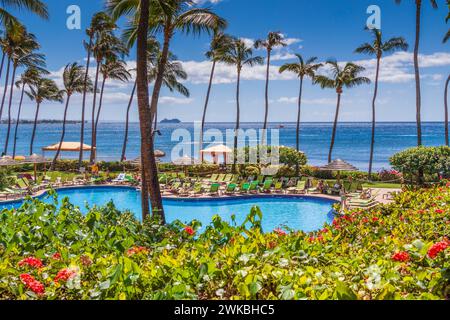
127;157;160;167
0;157;18;167
172;155;201;166
320;159;358;182
23;154;51;181
154;150;166;158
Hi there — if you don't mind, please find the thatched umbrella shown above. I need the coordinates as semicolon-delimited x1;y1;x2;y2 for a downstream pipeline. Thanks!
0;157;18;167
154;150;166;158
320;159;358;181
172;155;201;175
23;154;51;181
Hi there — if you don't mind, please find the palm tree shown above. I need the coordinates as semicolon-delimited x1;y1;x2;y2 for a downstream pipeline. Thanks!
120;80;136;162
26;78;64;155
90;31;128;163
52;63;93;167
444;3;449;146
355;29;408;176
94;58;131;150
395;0;438;146
279;54;322;174
199;31;233;158
4;30;45;154
314;61;371;163
12;68;45;158
109;0;226;128
78;12;116;167
221;38;264;172
0;0;48;26
255;32;287;143
151;54;189;131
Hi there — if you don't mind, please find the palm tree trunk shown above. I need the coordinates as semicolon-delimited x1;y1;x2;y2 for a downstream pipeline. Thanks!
149;29;171;125
140;147;149;219
295;76;304;176
445;74;449;146
0;52;5;83
414;1;422;146
121;81;137;162
136;0;164;222
199;60;216;159
153;107;158;132
4;64;16;154
12;84;25;158
328;92;341;163
94;76;106;149
52;95;71;167
79;35;94;167
30;102;41;155
369;56;381;178
90;62;101;163
233;69;241;173
0;58;11;122
262;49;271;146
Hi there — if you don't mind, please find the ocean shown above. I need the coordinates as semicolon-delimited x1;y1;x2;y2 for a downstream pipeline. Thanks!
0;122;446;171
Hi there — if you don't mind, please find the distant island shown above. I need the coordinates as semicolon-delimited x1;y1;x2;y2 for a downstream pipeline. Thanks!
160;118;181;124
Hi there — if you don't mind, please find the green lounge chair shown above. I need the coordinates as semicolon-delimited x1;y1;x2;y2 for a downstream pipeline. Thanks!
178;172;186;180
224;174;233;183
16;179;28;191
288;181;306;194
210;174;219;182
249;181;260;193
188;183;203;196
217;174;226;183
240;182;250;193
225;183;237;195
273;182;284;193
262;180;273;193
343;181;352;192
209;183;220;196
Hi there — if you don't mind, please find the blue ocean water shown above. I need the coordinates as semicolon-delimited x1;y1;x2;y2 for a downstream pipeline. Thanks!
0;186;335;232
0;122;446;171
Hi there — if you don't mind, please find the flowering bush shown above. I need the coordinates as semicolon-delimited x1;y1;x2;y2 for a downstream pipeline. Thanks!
0;185;448;300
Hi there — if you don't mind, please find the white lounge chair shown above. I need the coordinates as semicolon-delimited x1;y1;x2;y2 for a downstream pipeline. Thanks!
112;173;126;183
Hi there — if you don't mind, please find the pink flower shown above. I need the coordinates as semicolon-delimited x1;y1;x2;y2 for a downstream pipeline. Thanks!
184;226;195;236
54;268;77;283
274;228;287;236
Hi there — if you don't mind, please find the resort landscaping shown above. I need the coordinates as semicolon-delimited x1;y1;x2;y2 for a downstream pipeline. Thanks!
0;180;448;300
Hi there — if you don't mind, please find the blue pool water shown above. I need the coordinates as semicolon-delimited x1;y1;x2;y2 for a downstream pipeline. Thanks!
0;187;336;232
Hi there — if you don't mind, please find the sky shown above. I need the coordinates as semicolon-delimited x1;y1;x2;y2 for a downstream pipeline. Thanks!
3;0;450;123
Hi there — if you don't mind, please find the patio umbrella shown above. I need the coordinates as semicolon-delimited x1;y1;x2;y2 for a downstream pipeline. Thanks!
23;154;51;181
320;159;358;181
172;155;201;175
154;150;166;158
0;157;19;167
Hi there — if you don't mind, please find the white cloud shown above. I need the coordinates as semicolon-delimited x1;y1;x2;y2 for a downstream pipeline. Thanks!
271;52;297;61
278;97;337;105
159;96;193;105
240;37;255;48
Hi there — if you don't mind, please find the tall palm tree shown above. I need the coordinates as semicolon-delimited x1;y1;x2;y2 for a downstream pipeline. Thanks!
78;12;116;167
444;2;449;146
52;63;93;167
12;67;45;158
151;54;189;131
221;38;264;172
0;0;48;26
109;0;226;128
279;54;322;174
255;32;287;143
199;31;233;158
4;30;45;154
355;29;408;176
314;61;371;163
90;31;127;163
26;78;64;155
395;0;438;146
94;58;131;149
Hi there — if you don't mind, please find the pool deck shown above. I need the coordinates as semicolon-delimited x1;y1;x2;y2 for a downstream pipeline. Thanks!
0;183;400;206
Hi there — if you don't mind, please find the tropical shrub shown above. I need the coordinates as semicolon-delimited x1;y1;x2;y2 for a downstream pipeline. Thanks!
390;146;450;183
0;185;448;300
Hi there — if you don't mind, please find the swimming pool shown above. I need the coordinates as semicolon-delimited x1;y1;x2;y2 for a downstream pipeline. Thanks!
0;186;336;232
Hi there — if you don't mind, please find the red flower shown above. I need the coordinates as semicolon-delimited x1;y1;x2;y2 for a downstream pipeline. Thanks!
54;268;77;283
399;216;405;221
126;246;149;256
321;228;329;234
332;219;341;229
428;241;449;259
184;226;195;236
274;228;287;236
362;217;369;224
392;251;410;262
372;217;379;222
18;257;44;269
267;241;277;249
52;253;61;260
20;274;45;295
435;209;445;214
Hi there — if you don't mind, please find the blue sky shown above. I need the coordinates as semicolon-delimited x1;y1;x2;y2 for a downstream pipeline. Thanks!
5;0;450;123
